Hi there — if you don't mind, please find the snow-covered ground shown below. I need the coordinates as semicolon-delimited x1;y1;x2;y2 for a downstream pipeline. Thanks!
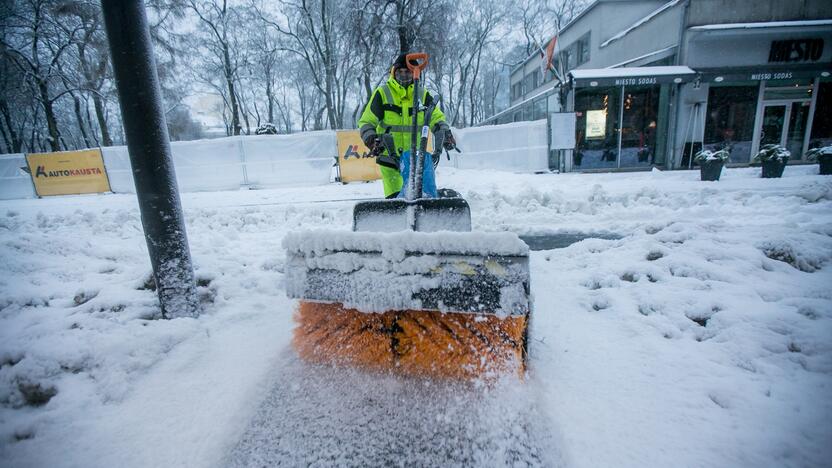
1;165;831;467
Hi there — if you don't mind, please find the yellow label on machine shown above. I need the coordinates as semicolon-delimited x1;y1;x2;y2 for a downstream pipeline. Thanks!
26;148;111;197
336;130;381;183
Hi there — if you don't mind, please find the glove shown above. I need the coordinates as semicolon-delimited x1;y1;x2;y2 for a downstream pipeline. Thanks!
443;130;456;150
363;133;382;155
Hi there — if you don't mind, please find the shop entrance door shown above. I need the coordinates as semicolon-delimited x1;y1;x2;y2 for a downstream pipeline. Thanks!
760;104;786;146
756;101;811;159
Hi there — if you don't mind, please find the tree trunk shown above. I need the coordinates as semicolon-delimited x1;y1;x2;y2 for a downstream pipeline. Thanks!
266;79;275;124
223;44;241;135
240;92;251;135
396;1;409;53
92;93;113;146
469;51;483;127
38;80;61;152
314;106;326;130
0;99;22;152
0;122;11;153
73;94;94;148
363;73;373;104
84;96;99;146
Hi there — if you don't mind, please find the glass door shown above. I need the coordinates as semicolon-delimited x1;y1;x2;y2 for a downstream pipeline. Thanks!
760;104;787;146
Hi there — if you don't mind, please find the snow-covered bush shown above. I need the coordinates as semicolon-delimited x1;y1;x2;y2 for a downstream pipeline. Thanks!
694;148;729;163
255;123;278;135
805;145;832;162
753;144;790;163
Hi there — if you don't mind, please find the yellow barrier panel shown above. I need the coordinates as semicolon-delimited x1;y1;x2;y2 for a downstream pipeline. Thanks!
336;130;435;184
336;130;381;183
26;148;111;197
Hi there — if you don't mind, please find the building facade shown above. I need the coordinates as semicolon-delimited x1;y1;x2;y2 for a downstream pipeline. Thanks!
482;0;832;172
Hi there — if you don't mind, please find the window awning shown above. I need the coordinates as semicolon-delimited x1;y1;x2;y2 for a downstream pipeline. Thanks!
568;66;696;87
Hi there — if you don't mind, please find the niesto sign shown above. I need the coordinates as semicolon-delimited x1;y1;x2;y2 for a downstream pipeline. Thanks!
768;38;824;63
26;148;111;196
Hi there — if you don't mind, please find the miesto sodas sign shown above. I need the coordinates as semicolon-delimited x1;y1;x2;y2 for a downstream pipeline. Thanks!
26;148;111;197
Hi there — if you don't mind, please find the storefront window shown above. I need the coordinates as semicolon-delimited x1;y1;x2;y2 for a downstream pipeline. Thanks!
809;79;832;150
620;85;660;168
704;83;758;163
574;86;620;169
786;101;811;159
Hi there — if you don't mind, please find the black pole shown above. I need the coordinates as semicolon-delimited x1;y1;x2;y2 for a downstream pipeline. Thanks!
101;0;199;319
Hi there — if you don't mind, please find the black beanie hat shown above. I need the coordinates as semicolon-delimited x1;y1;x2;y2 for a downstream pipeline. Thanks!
392;53;418;70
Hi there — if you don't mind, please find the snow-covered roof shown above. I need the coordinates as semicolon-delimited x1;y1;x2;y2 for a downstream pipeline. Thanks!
479;84;559;126
600;0;682;48
569;65;694;80
606;45;677;69
688;19;832;31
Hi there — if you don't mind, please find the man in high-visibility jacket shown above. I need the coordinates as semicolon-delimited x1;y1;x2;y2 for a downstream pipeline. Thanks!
358;53;456;198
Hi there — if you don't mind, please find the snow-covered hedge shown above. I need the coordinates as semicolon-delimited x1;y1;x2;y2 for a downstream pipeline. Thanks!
694;148;730;163
753;144;790;163
805;145;832;162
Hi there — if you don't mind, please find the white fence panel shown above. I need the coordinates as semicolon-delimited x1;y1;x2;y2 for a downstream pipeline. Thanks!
2;120;551;200
101;146;135;193
0;154;35;200
170;137;245;192
452;120;549;173
242;131;334;187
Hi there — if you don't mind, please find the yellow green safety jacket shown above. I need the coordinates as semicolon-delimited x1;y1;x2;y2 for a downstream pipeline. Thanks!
358;74;449;159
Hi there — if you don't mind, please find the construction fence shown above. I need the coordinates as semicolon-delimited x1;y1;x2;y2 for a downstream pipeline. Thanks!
0;120;549;200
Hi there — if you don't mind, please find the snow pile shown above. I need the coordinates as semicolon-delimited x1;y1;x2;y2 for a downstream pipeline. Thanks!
1;164;831;467
283;229;529;257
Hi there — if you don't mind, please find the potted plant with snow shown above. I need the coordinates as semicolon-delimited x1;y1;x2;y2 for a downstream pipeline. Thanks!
694;148;729;181
806;145;832;175
753;144;790;178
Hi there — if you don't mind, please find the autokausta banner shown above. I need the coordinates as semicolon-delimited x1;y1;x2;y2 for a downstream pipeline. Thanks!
336;130;381;183
336;130;435;184
26;148;111;197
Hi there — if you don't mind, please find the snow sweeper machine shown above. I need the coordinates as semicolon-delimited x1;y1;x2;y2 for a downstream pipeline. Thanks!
284;53;532;379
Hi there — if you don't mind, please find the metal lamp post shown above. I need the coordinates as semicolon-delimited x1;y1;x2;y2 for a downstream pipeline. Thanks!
101;0;199;318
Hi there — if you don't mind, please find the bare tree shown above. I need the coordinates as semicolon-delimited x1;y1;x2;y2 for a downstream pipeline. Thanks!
347;0;391;104
256;0;355;129
514;0;588;57
1;0;86;151
0;53;29;152
54;0;114;146
187;0;243;135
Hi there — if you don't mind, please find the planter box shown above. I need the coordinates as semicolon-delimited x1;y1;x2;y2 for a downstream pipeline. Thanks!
819;155;832;175
761;159;788;178
699;160;724;181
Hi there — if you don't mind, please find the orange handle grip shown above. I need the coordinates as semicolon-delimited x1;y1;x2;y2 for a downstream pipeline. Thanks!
406;53;429;80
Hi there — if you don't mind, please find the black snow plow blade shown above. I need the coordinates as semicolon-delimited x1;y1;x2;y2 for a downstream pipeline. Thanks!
353;197;472;233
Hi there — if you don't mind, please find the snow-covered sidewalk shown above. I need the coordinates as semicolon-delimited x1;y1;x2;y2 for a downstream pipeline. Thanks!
1;166;831;467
